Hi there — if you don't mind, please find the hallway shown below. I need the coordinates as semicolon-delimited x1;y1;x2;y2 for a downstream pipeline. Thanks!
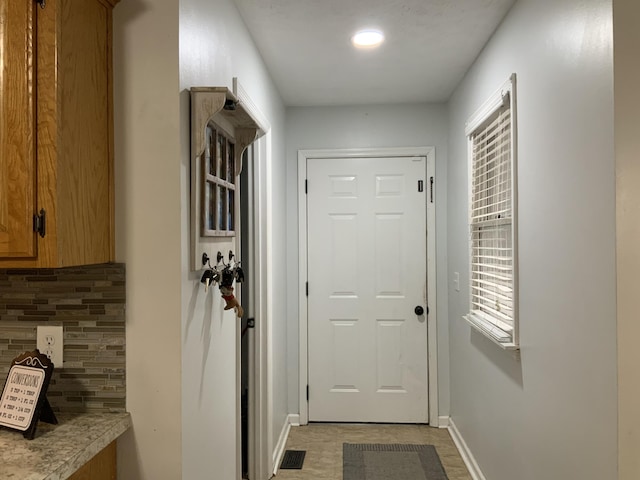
109;0;633;477
275;424;472;479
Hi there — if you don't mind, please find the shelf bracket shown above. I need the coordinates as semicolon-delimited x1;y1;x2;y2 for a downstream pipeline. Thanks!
190;88;228;160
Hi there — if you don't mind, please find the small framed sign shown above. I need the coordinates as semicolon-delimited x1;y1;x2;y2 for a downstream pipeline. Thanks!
0;350;57;439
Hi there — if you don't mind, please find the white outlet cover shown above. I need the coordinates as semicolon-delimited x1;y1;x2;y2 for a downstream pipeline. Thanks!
36;325;63;368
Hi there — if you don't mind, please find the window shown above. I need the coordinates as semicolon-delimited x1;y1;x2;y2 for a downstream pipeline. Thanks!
464;74;518;349
202;124;236;236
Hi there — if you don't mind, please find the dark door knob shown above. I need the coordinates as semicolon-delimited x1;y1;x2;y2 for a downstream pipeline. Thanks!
414;306;424;316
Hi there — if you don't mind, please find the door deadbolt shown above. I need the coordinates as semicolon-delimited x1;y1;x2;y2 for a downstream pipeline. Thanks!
415;306;424;316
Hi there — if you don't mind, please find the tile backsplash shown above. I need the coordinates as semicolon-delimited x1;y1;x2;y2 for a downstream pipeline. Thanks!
0;264;125;413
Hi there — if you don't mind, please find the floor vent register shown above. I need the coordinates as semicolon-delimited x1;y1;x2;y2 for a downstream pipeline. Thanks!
280;450;306;470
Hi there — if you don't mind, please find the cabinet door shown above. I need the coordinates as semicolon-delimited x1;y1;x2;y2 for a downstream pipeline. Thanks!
57;0;112;265
0;0;37;258
68;441;116;480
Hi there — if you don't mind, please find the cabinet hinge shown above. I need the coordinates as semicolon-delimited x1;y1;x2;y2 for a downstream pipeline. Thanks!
36;0;46;9
33;209;46;238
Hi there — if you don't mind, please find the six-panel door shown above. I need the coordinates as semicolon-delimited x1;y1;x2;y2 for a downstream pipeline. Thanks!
307;156;429;423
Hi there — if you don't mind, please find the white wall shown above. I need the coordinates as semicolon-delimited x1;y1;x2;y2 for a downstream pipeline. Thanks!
447;0;617;479
614;0;640;477
285;104;451;418
179;1;287;479
113;0;183;478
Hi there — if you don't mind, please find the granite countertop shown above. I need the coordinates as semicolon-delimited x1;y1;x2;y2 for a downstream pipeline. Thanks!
0;412;131;480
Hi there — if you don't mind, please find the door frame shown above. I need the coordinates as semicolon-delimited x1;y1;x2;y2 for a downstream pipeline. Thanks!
233;80;273;480
297;146;438;425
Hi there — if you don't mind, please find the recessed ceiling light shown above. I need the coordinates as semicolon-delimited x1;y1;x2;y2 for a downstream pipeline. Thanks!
352;29;384;48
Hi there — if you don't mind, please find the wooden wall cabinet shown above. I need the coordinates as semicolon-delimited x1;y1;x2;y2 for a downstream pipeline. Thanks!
0;0;119;268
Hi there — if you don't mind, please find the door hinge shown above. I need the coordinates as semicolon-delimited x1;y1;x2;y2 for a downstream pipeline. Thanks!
36;0;46;8
33;209;46;238
306;282;309;297
305;179;308;194
429;176;434;203
306;385;309;401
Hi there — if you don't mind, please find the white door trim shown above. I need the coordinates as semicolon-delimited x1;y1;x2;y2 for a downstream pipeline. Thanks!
233;80;272;480
298;147;438;425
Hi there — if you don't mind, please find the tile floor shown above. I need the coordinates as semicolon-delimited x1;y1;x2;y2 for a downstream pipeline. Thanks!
274;423;472;479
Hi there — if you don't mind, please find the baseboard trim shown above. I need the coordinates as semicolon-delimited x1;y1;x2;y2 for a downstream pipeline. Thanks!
289;414;300;426
272;414;295;476
448;418;487;480
438;416;450;428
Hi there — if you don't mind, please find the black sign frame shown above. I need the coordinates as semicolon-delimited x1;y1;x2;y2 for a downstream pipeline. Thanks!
0;349;58;439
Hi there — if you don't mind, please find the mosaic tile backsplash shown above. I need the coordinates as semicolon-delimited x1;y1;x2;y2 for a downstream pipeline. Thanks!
0;264;125;413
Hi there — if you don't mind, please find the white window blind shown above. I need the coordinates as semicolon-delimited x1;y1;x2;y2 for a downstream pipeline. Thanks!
464;75;518;349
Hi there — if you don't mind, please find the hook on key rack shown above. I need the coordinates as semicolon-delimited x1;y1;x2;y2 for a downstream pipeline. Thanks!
200;252;221;293
200;251;245;318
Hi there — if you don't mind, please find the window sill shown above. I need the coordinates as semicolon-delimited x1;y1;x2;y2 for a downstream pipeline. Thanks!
464;314;519;351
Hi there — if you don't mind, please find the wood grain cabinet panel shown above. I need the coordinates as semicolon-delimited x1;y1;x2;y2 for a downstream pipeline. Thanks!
0;0;119;268
0;0;37;258
68;441;117;480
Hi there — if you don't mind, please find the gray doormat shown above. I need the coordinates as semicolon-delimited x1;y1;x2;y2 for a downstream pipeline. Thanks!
343;444;449;480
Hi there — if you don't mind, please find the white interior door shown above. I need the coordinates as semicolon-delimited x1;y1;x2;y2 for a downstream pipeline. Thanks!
307;156;428;423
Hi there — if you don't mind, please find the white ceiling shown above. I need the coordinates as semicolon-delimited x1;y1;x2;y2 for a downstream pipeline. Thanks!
232;0;516;107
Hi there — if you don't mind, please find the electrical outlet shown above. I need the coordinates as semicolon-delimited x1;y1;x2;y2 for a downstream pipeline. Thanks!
37;326;63;368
